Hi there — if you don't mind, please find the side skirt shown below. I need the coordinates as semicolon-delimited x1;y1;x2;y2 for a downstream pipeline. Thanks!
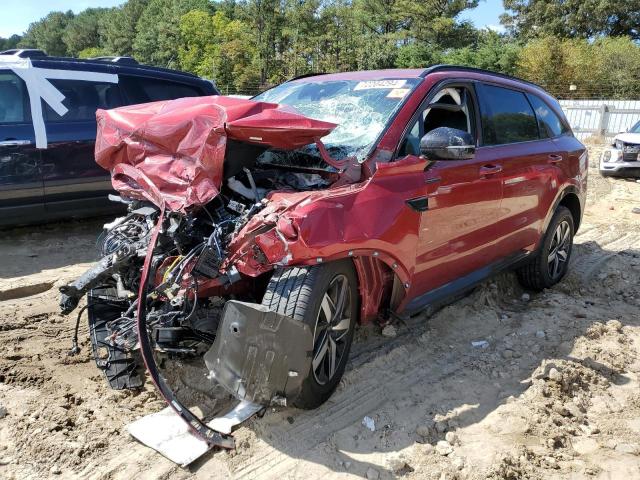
404;250;532;316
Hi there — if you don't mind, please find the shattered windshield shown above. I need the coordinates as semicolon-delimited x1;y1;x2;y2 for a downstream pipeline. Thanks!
253;78;420;165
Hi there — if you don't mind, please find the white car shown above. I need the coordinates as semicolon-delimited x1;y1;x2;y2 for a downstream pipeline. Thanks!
600;121;640;177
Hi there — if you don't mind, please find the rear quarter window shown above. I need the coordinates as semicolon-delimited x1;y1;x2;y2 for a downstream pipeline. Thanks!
477;83;539;145
121;75;204;104
527;93;568;138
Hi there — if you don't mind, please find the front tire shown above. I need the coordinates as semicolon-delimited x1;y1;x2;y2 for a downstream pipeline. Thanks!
517;206;574;291
262;260;358;409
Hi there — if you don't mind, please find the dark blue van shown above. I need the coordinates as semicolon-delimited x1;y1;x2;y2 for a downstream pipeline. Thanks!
0;49;218;226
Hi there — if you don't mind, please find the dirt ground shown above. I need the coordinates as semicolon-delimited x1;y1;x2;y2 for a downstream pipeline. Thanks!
1;146;640;480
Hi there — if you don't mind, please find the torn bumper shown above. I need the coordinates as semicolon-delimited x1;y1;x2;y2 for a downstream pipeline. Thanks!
204;300;313;406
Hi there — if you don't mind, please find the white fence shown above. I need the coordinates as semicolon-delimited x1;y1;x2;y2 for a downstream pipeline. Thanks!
559;100;640;141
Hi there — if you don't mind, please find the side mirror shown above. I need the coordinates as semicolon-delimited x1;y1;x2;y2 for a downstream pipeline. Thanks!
419;127;475;161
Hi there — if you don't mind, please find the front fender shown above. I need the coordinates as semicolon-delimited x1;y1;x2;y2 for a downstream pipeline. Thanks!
225;156;429;288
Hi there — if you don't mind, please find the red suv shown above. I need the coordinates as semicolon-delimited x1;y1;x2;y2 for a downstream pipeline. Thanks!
62;66;587;447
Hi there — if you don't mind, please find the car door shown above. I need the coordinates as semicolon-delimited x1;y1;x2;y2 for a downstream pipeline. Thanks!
0;69;44;226
395;83;504;304
40;78;125;219
475;83;558;255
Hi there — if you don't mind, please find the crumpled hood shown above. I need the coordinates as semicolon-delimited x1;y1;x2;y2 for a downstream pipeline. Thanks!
95;95;337;212
615;132;640;145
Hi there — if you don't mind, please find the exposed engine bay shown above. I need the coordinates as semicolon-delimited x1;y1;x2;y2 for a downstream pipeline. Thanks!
58;96;358;449
61;161;331;363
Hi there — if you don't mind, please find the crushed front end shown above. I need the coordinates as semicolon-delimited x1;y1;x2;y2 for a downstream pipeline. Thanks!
59;96;345;448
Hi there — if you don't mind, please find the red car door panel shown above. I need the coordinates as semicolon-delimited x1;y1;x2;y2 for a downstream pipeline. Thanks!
479;141;558;255
407;155;503;298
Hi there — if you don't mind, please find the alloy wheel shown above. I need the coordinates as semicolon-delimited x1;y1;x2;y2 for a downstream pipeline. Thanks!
547;220;571;280
312;274;352;385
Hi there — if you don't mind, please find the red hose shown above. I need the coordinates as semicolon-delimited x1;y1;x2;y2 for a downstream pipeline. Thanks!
135;205;234;449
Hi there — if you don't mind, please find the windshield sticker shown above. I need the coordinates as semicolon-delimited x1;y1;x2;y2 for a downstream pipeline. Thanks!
354;79;406;91
387;88;410;99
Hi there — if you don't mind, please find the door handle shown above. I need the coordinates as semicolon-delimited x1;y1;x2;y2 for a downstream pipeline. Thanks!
0;139;33;146
479;164;502;176
548;154;563;164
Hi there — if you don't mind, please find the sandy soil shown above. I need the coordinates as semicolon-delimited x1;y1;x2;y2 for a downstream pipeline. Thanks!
1;146;640;480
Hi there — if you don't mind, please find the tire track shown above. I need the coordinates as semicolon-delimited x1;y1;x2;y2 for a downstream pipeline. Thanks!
232;336;459;479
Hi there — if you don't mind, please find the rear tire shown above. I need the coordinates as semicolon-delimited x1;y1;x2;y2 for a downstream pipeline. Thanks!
262;260;358;409
517;206;574;291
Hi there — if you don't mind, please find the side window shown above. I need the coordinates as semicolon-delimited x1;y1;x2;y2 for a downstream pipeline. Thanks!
121;76;203;104
0;70;31;124
398;86;476;158
527;94;566;138
477;84;539;145
43;79;124;122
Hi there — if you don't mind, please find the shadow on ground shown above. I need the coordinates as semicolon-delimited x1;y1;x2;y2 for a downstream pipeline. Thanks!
0;218;106;279
183;238;640;479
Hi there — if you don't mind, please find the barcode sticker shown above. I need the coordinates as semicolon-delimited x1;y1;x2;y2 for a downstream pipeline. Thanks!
354;79;406;90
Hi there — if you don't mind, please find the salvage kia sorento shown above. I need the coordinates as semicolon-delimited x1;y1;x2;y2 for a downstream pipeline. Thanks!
60;65;587;449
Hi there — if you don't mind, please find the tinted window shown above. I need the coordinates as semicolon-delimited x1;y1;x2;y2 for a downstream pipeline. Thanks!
122;76;203;104
0;70;31;124
478;84;539;145
43;79;123;122
527;94;566;138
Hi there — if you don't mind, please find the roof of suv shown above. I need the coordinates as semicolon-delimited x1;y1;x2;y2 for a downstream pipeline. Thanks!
0;50;214;89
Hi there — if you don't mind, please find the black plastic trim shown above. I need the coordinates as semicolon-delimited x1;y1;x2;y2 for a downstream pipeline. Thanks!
405;250;531;314
420;64;545;91
406;196;429;212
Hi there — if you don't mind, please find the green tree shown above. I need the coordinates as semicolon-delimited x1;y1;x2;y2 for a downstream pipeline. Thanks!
63;8;111;56
443;29;521;75
178;10;216;76
280;0;323;77
316;0;360;73
515;36;570;96
19;11;75;56
100;0;149;56
133;0;213;67
502;0;640;41
352;0;479;69
0;35;22;51
514;36;640;99
78;46;107;58
178;10;259;93
237;0;285;84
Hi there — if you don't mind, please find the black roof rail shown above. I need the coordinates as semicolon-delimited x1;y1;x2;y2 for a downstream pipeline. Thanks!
286;72;326;82
26;55;201;79
0;49;47;58
88;56;139;65
420;64;542;89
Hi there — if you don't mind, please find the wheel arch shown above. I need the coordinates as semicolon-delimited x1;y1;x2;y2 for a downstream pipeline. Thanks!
351;256;403;325
558;191;582;232
265;254;404;325
541;186;583;242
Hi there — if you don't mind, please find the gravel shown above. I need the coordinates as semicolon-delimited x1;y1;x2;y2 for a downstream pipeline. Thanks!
366;467;380;479
381;324;397;338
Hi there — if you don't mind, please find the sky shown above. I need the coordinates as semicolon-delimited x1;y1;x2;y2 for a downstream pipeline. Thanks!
0;1;125;38
460;0;506;33
0;0;506;38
